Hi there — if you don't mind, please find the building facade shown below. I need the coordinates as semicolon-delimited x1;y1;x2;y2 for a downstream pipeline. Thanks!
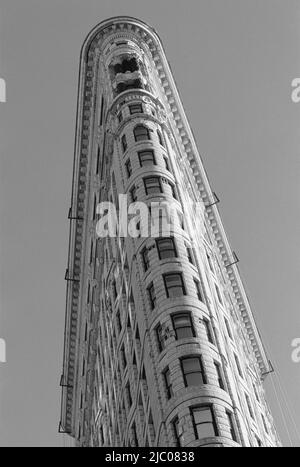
60;17;281;447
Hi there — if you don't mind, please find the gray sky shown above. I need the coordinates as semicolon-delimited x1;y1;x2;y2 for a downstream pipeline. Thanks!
0;0;299;447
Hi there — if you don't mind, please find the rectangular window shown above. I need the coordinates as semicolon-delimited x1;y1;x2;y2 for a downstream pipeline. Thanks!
141;247;150;271
164;273;186;298
164;156;170;171
147;282;156;310
120;345;127;369
139;149;156;167
170;182;177;200
156;237;177;259
226;411;237;442
234;354;243;378
245;393;254;419
207;254;214;273
191;406;218;440
125;159;132;178
194;278;203;301
172;313;195;339
203;319;214;344
172;417;181;447
163;367;173;399
225;318;233;340
131;422;139;447
181;356;206;387
144;176;162;195
186;245;195;265
129;103;143;114
96;146;101;174
214;362;225;390
156;323;165;352
126;382;132;408
121;134;127;152
116;310;122;334
112;280;117;300
130;185;137;202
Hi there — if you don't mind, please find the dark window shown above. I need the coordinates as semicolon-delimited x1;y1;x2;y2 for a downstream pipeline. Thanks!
96;146;100;174
172;417;181;447
125;159;132;178
234;354;243;378
129;103;143;114
172;313;195;339
112;280;117;300
164;273;186;298
156;323;165;352
226;411;237;442
99;96;104;126
131;422;139;447
144;176;162;195
203;319;214;344
170;183;177;200
147;282;156;310
120;345;127;369
138;150;156;167
186;245;195;264
93;196;97;220
134;124;150;142
181;356;206;387
163;367;173;399
164;156;170;171
116;310;122;334
256;436;263;447
121;134;127;152
194;278;203;301
130;185;137;202
191;406;218;440
141;247;150;271
245;394;254;419
157;129;164;147
126;382;132;408
156;237;177;259
214;361;225;390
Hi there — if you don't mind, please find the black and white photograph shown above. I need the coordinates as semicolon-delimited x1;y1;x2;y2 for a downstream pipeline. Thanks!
0;0;299;450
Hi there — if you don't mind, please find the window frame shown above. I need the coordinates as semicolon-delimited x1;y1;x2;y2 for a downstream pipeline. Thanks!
143;176;163;196
181;355;207;387
147;282;156;310
138;149;156;167
190;405;219;440
163;367;173;400
121;134;127;152
129;103;143;115
163;272;186;298
156;237;177;260
125;158;132;178
133;124;151;142
172;312;195;340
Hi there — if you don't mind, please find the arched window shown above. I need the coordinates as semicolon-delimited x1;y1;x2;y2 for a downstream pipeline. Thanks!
134;124;150;142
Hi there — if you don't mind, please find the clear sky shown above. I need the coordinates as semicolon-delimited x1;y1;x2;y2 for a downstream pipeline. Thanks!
0;0;299;447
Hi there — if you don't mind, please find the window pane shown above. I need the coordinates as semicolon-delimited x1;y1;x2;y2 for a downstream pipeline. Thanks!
139;150;155;166
193;407;213;425
185;372;205;386
196;423;216;439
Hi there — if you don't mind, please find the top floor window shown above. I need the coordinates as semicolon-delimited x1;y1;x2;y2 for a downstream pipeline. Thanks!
129;103;143;114
134;124;151;142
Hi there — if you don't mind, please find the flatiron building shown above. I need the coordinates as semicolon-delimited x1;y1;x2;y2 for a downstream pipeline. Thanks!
60;16;280;448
